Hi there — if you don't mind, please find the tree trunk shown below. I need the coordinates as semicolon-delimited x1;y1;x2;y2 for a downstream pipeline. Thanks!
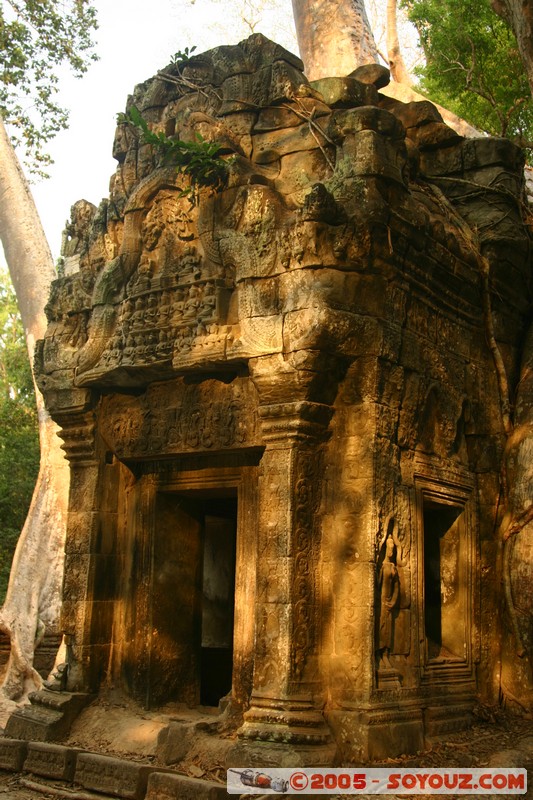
496;319;533;712
485;0;533;704
291;0;380;80
386;0;411;84
491;0;533;96
0;116;69;702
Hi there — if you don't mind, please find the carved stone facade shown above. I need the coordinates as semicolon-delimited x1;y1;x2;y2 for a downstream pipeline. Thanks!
32;35;531;761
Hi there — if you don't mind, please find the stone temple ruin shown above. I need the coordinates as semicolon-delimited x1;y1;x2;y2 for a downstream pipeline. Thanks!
13;33;532;765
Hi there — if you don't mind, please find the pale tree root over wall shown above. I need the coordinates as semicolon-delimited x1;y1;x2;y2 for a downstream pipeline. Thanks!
0;115;70;708
0;397;69;704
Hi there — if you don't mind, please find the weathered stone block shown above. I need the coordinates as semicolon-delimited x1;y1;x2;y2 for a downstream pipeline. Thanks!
0;738;27;772
275;149;333;203
88;554;118;601
62;553;90;602
238;278;280;317
65;511;98;554
156;722;195;765
327;707;424;761
424;701;474;736
60;600;86;639
407;121;462;150
75;753;155;800
255;98;330;132
221;60;308;114
253;120;331;163
5;704;61;743
240;34;304;72
5;691;92;743
24;742;80;781
388;99;443;129
341;128;406;184
87;600;115;645
420;147;465;181
238;314;283;356
311;76;378;108
72;644;111;693
462;136;523;171
68;466;100;512
349;63;390;89
332;106;404;139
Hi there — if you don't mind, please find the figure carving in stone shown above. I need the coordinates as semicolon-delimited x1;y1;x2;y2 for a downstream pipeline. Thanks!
376;525;405;669
377;535;399;667
183;284;203;319
61;199;96;258
134;256;154;292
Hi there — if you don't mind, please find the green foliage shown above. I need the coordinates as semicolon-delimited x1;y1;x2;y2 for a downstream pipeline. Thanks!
121;104;230;202
0;267;39;602
0;0;98;175
403;0;533;140
170;46;197;66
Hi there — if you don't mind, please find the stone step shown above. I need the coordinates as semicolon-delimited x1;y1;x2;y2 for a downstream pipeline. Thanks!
4;690;93;742
156;717;234;768
0;737;231;800
25;741;81;782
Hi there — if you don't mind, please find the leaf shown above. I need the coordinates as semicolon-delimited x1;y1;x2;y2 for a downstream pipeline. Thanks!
122;105;230;194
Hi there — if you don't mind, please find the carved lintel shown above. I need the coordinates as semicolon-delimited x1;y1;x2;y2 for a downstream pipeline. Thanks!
98;376;260;459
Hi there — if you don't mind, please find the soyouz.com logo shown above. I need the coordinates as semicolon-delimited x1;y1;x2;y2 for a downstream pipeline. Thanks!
227;767;527;794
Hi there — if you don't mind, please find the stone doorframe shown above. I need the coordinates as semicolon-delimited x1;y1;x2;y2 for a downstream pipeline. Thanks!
411;456;479;737
117;460;259;711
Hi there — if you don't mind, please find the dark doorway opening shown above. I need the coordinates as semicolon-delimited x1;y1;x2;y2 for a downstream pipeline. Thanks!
150;491;237;709
200;497;237;706
423;499;464;661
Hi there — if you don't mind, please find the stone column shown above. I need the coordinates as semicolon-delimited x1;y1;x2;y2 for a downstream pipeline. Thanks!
237;400;335;762
55;402;101;693
52;389;120;695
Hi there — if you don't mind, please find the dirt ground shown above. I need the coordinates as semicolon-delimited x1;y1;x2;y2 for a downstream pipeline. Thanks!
0;773;35;799
0;695;531;798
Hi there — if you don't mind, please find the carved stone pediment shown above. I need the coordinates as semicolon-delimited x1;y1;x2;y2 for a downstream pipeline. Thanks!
38;33;529;404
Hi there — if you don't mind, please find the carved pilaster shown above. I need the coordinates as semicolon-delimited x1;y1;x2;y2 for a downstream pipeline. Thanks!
51;394;101;692
44;388;98;467
239;401;334;750
57;411;97;466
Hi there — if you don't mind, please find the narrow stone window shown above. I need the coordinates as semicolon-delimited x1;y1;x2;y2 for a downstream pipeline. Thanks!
422;497;466;663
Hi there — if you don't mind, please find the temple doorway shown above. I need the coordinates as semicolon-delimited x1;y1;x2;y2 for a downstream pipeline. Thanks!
149;491;237;708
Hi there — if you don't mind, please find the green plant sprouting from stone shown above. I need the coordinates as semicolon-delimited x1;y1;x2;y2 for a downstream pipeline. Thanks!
120;104;229;203
170;46;197;66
